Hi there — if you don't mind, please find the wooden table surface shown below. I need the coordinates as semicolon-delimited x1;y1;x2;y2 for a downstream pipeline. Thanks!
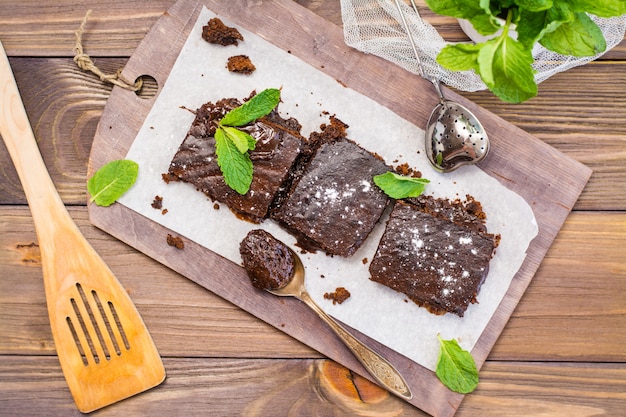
1;1;624;416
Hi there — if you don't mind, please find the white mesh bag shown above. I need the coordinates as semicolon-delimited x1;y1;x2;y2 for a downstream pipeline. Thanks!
340;0;626;92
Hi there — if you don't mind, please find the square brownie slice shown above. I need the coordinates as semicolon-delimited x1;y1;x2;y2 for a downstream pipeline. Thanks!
369;196;499;317
167;96;305;223
270;117;390;257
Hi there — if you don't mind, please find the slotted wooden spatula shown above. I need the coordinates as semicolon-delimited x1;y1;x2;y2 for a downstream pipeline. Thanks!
0;41;165;413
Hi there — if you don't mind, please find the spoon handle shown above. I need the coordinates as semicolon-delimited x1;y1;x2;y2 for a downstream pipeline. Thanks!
299;291;413;400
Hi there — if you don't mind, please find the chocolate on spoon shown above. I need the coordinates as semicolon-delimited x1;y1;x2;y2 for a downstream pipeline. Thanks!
239;229;413;400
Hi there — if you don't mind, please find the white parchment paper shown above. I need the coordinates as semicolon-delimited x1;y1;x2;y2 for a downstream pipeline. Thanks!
119;7;538;371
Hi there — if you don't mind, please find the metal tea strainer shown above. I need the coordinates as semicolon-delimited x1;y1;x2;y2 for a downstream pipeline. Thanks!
393;0;490;172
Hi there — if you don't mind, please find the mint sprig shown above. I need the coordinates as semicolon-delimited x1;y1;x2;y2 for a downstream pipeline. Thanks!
426;0;626;103
215;88;281;194
435;335;479;394
87;159;139;207
373;172;430;199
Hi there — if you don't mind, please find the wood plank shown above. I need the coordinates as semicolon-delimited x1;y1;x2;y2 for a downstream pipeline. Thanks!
1;57;623;209
491;211;626;361
463;62;626;211
1;0;624;59
0;356;624;416
2;207;624;361
0;0;176;57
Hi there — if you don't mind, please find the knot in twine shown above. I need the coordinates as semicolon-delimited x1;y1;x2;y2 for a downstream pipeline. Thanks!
73;10;142;92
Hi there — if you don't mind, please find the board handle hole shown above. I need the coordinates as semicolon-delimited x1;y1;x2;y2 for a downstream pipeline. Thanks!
135;74;158;99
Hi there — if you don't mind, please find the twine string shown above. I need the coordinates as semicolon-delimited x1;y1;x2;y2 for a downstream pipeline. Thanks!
73;10;142;92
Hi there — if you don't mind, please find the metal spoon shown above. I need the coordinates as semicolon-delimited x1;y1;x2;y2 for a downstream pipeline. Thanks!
393;0;490;172
268;247;413;400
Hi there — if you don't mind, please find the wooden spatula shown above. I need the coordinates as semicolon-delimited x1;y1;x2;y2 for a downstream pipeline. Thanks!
0;41;165;413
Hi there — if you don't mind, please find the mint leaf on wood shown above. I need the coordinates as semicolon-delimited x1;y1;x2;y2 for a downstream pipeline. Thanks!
215;127;253;195
87;159;139;207
436;335;479;394
373;172;430;199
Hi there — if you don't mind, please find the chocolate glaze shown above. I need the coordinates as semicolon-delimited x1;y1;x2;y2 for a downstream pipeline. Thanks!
240;229;295;291
369;198;499;317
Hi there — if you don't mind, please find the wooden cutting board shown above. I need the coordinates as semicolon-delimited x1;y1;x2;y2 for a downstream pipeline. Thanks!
87;0;592;415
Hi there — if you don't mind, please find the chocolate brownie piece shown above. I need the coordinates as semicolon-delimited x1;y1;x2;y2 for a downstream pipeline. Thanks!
240;229;294;291
227;55;256;74
369;196;499;317
202;18;243;46
167;96;305;223
270;117;390;257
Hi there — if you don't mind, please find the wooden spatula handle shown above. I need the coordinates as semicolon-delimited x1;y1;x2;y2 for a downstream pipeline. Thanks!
0;40;71;237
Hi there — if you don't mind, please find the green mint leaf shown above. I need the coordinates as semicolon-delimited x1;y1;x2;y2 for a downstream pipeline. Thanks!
215;127;253;195
515;0;553;12
222;126;256;153
373;172;430;199
220;88;281;127
539;12;606;56
437;43;481;72
436;335;479;394
516;6;571;48
477;35;537;103
87;159;138;207
213;88;281;194
426;0;500;35
566;0;626;17
425;0;477;18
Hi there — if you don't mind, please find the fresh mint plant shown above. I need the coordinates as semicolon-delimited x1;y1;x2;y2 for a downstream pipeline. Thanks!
373;171;430;199
87;159;139;206
215;88;281;194
426;0;626;103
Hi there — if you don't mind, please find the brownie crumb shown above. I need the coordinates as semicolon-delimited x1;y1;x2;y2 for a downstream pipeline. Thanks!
151;195;163;210
394;162;422;178
227;55;256;74
162;172;179;184
161;208;168;215
324;287;351;305
202;18;243;46
166;234;184;250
